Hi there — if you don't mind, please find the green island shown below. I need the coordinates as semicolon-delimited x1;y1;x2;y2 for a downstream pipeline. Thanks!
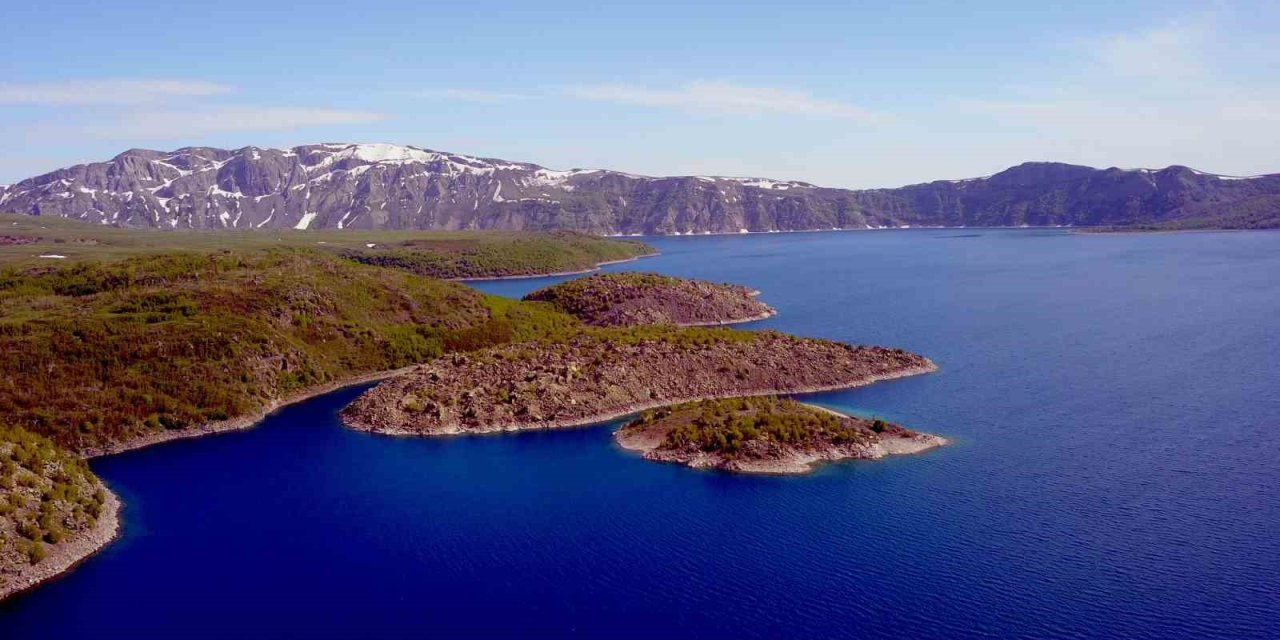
522;272;776;326
615;396;946;474
0;214;941;601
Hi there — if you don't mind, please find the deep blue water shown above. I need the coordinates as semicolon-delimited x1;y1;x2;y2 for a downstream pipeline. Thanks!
3;229;1279;639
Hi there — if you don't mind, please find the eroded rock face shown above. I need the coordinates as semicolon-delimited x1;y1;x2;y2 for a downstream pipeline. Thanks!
523;273;775;327
4;144;1277;231
339;329;936;436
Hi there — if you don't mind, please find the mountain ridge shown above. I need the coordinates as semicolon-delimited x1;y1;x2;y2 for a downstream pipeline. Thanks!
3;143;1278;232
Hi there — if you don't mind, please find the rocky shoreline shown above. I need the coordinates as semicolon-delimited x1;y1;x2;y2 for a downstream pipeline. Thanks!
0;486;121;602
677;308;778;327
616;429;947;474
341;330;937;436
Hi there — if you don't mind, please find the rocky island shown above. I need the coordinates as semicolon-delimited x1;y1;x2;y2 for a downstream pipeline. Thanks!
523;272;776;326
340;328;936;436
615;396;946;474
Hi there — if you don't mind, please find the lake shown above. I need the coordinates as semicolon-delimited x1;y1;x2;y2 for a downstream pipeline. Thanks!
3;229;1278;639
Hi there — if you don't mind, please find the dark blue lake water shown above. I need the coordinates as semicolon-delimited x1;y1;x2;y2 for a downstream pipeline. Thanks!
3;230;1278;639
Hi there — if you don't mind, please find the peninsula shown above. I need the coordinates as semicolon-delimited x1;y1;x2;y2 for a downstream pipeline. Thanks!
340;328;936;436
615;396;946;474
523;272;776;326
0;218;652;601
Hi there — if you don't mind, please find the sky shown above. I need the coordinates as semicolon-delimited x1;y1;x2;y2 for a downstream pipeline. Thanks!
2;0;1278;188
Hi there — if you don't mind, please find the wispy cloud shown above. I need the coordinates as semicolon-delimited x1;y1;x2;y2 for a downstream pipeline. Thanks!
951;12;1280;174
0;79;233;105
566;81;878;121
1088;19;1211;79
417;88;534;103
91;107;387;138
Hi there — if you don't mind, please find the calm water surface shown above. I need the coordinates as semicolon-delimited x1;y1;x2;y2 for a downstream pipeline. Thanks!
3;230;1278;639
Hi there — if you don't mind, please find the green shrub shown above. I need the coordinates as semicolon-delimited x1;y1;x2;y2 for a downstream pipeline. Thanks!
27;541;46;564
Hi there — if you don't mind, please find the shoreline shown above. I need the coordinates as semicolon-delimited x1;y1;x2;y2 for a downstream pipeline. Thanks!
1068;227;1274;236
8;366;426;601
0;486;122;602
344;361;937;437
451;252;659;282
675;307;778;327
616;430;948;475
83;365;422;459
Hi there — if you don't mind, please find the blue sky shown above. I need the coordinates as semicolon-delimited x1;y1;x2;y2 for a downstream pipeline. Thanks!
2;0;1278;187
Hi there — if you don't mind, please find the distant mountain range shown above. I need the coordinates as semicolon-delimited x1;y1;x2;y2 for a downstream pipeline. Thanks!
3;143;1278;232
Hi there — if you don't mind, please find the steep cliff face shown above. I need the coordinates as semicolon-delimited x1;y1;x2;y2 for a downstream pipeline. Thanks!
3;143;1277;231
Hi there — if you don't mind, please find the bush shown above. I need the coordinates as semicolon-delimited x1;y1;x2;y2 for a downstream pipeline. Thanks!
27;541;47;564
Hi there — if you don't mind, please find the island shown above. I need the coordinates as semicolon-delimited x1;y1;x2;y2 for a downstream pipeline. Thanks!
615;396;946;474
522;272;776;326
340;328;936;436
0;426;119;599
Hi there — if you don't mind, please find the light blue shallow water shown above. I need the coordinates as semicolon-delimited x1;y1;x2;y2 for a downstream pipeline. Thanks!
3;229;1278;639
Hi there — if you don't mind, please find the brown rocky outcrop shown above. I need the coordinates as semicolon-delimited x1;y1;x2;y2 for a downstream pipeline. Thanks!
340;329;936;436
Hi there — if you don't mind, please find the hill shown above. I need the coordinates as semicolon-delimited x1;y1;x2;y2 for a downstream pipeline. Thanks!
0;216;657;454
523;272;775;326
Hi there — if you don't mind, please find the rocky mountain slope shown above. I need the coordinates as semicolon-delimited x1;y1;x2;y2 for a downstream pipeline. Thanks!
3;143;1277;232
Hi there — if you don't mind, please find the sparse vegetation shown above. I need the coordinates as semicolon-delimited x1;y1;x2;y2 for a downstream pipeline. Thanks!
0;425;103;581
342;328;933;436
0;248;582;453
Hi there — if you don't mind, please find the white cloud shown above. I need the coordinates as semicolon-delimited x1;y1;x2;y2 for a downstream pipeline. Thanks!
1089;20;1209;79
566;81;878;121
0;79;232;105
92;106;387;138
418;88;533;103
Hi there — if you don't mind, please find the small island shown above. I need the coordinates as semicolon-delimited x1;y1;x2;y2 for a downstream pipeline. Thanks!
0;427;119;599
340;328;936;436
522;272;776;326
615;396;946;474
